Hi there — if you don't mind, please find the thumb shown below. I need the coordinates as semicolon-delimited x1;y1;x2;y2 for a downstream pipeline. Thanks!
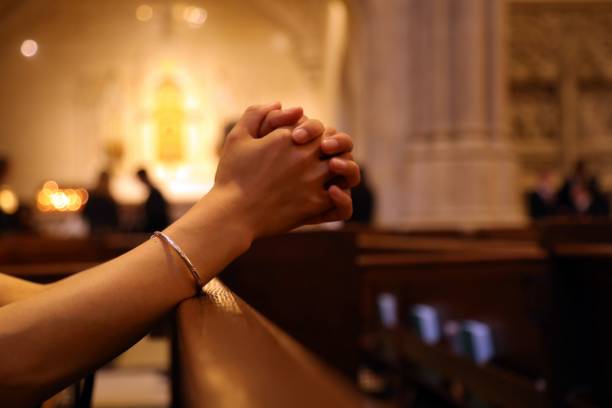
235;102;282;137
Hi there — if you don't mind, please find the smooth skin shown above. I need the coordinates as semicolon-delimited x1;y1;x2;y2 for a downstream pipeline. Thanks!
0;103;360;407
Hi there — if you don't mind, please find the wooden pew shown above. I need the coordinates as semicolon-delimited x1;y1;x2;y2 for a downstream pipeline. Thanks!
356;231;542;255
537;219;612;248
0;234;375;407
222;229;545;378
221;229;566;406
358;251;553;407
0;233;147;265
171;278;375;408
531;219;612;404
0;229;569;406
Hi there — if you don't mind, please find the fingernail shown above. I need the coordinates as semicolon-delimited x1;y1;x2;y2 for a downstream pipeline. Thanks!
293;128;308;142
264;101;281;109
322;139;339;151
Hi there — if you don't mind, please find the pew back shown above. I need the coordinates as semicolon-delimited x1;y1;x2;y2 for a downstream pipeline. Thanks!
359;251;553;407
172;279;370;408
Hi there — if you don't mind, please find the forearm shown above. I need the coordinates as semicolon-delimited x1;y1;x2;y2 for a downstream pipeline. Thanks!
0;190;252;406
0;274;47;307
0;101;359;407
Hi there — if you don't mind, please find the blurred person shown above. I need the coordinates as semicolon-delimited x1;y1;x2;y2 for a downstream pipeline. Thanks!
83;171;119;233
0;103;360;406
558;160;602;210
568;180;610;217
527;170;558;219
558;160;609;217
136;168;169;232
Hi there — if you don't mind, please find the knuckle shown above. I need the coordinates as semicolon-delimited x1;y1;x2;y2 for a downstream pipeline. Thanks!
276;128;293;142
297;149;312;164
269;127;291;141
226;131;241;144
264;111;280;125
310;119;324;130
245;104;261;113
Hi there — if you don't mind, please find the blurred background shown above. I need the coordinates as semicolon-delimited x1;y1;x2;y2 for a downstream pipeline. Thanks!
2;0;612;407
0;0;610;234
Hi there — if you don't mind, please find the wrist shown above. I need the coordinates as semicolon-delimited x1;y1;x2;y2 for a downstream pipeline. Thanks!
199;184;256;252
166;185;255;267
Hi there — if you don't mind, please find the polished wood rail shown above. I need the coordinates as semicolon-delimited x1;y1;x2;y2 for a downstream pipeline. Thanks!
172;278;371;408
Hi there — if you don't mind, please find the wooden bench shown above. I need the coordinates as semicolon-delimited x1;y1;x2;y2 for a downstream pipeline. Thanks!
5;228;610;406
222;230;545;378
0;232;379;407
0;233;147;265
359;251;553;407
171;278;375;408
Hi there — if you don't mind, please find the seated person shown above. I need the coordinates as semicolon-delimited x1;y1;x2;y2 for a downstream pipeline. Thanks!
83;171;120;233
558;160;603;212
0;102;360;406
527;170;558;219
568;180;610;217
135;168;169;232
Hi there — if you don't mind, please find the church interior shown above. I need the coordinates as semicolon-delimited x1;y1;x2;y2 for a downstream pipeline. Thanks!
1;0;612;407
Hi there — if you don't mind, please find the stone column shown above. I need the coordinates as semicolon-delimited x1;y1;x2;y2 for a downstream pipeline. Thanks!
450;0;487;140
347;0;412;225
402;0;525;229
347;0;525;229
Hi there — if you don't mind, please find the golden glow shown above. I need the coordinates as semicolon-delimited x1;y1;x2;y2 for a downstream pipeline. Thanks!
0;186;18;214
20;39;38;58
128;66;223;203
183;6;207;26
154;78;186;162
136;4;153;22
37;181;88;213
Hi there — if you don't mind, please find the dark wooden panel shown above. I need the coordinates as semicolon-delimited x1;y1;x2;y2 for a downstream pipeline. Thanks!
0;261;98;282
222;230;361;376
537;220;612;247
550;244;612;405
0;233;147;265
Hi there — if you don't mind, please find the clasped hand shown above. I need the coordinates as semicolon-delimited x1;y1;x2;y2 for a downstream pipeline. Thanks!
212;102;360;238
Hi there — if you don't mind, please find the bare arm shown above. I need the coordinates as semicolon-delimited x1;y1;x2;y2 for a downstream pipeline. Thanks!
0;191;251;406
0;103;360;406
0;274;46;307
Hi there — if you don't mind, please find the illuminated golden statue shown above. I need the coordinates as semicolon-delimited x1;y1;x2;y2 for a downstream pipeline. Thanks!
154;78;185;162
